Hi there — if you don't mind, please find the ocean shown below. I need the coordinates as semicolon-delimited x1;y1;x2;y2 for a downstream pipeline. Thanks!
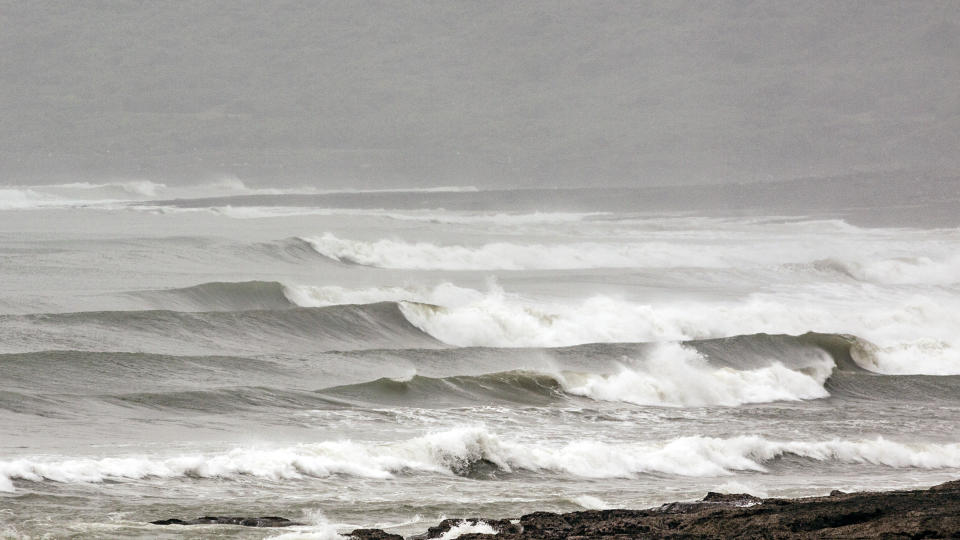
1;178;959;539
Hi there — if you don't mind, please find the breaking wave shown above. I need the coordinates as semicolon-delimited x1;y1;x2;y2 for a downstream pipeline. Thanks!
300;233;737;270
17;274;960;375
553;342;833;407
320;342;834;408
813;255;960;286
7;334;958;418
4;427;960;493
192;207;604;224
296;230;960;283
101;276;960;376
394;284;960;375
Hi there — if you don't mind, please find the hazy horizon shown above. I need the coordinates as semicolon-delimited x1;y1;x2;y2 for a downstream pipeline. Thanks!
2;1;958;189
4;5;960;536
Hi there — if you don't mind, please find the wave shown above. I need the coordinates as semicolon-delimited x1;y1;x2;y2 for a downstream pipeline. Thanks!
285;282;483;309
4;426;960;493
553;342;833;407
198;206;604;224
300;233;735;270
84;274;960;376
812;255;960;286
393;284;960;375
129;281;298;311
0;302;440;355
7;335;958;416
124;279;448;314
298;232;960;283
320;342;834;408
0;181;167;209
0;349;288;397
318;333;960;407
291;225;960;283
0;179;481;212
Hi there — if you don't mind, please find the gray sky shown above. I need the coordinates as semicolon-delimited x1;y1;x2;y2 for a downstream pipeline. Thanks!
2;1;958;188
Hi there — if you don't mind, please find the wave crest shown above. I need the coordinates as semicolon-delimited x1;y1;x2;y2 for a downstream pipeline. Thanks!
555;343;833;407
300;233;729;270
321;343;835;408
4;427;960;492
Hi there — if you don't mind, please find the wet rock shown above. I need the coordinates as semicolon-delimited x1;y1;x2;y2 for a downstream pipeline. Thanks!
658;491;763;514
349;529;405;540
412;517;520;538
344;479;960;539
150;515;302;527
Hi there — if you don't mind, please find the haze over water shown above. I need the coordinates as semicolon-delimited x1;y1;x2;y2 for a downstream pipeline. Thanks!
0;178;958;538
2;2;959;538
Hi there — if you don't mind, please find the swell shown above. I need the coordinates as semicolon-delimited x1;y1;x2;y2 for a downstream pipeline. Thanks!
245;237;339;264
102;386;347;413
128;280;297;311
0;351;288;395
4;334;958;417
320;333;960;408
4;426;960;493
299;232;703;270
295;230;960;283
0;302;442;355
317;371;566;407
394;287;960;375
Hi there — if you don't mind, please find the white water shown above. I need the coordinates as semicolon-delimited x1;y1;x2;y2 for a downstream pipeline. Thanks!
386;282;960;375
555;343;833;407
3;189;960;537
438;521;498;539
281;276;960;375
4;427;960;493
301;230;960;283
0;179;482;211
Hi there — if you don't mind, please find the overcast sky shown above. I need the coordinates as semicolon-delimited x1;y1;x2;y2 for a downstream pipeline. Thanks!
2;1;958;188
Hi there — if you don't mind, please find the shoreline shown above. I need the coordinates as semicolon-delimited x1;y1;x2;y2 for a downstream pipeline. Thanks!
349;479;960;539
154;479;960;538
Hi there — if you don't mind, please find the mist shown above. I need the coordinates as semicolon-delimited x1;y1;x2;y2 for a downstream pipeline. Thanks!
2;1;958;189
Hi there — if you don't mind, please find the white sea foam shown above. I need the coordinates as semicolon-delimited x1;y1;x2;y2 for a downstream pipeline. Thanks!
267;530;346;540
299;230;960;282
392;283;960;375
265;510;348;540
280;278;960;375
822;254;960;286
284;282;484;308
0;179;480;212
0;188;72;209
0;181;168;209
555;343;833;407
570;495;611;509
46;180;167;197
3;428;960;493
436;521;498;539
301;233;738;270
713;480;770;498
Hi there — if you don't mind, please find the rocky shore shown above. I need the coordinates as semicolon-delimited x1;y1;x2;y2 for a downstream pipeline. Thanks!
154;479;960;538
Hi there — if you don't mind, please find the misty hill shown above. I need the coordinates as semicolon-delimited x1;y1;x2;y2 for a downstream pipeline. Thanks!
2;1;958;187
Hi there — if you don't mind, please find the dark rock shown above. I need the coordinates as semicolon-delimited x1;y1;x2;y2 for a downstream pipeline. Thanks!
343;479;960;539
410;517;520;539
150;518;187;525
657;490;761;514
349;529;405;540
150;516;302;527
702;491;762;504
